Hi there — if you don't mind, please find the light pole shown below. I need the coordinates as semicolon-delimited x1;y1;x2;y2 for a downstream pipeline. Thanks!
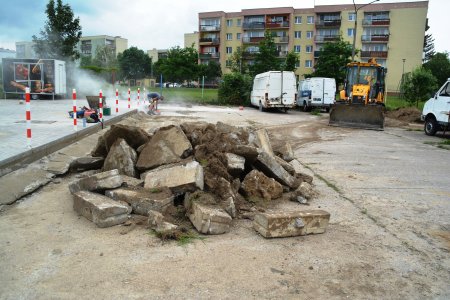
351;0;381;61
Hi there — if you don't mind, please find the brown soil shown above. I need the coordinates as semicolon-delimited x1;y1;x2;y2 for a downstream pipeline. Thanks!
385;107;422;123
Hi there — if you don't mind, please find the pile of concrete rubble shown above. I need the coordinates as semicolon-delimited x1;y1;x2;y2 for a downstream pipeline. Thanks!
68;122;330;239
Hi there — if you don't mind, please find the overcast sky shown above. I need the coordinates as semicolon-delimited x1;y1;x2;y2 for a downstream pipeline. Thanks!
0;0;447;53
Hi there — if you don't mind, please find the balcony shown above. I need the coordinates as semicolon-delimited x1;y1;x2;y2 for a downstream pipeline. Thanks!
242;51;259;59
199;25;221;32
243;22;265;30
266;21;289;28
314;35;341;42
199;52;220;59
360;51;388;58
274;36;289;43
199;38;220;45
315;19;341;28
277;51;289;58
314;51;321;58
242;36;265;44
361;34;390;42
362;18;390;26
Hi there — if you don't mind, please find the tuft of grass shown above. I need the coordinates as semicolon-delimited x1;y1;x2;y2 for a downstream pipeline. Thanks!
176;231;207;246
315;173;340;193
310;109;321;116
439;139;450;145
149;187;161;193
199;159;209;167
151;228;206;246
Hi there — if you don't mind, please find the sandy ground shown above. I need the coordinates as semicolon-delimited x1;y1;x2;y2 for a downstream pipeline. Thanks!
0;106;449;299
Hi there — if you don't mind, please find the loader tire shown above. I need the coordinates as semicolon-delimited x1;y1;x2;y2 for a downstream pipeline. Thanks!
424;117;438;136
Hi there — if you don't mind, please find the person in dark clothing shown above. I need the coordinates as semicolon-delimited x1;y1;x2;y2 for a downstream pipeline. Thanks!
147;92;164;115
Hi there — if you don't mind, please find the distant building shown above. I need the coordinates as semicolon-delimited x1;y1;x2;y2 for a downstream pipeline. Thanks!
0;48;16;59
196;1;429;93
77;35;128;58
147;48;168;64
15;41;37;59
184;32;199;49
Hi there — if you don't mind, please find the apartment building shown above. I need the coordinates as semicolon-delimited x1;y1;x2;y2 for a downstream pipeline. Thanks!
77;35;128;58
196;1;428;93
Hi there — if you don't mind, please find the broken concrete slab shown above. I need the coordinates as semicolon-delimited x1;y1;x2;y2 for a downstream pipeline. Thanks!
44;152;75;175
290;159;314;184
254;151;299;189
188;201;232;235
103;124;151;152
121;175;144;187
69;169;123;194
296;182;316;200
0;165;55;205
148;210;164;228
253;210;330;238
229;145;259;162
225;153;245;177
73;190;131;228
143;161;204;194
254;128;274;156
70;156;104;172
136;140;181;171
241;170;283;201
274;141;294;162
105;186;173;215
102;138;138;178
154;125;193;158
274;155;296;176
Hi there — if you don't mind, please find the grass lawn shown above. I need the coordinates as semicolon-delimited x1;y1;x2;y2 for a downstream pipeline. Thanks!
385;95;425;111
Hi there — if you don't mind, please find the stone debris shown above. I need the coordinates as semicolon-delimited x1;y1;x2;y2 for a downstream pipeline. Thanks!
68;120;327;240
253;210;330;238
73;190;131;228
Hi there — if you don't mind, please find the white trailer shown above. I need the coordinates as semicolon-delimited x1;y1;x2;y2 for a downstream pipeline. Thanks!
297;77;336;112
250;71;297;112
2;58;66;99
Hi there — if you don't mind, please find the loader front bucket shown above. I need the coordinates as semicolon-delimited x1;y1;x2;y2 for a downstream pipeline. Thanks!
329;104;385;130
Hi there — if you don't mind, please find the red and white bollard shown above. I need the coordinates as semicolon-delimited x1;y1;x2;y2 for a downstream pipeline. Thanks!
115;88;119;114
99;89;103;123
25;87;31;148
137;87;140;106
128;88;131;109
72;89;77;131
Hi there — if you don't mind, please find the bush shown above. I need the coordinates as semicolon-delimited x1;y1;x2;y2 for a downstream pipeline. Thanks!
401;67;437;107
218;73;253;106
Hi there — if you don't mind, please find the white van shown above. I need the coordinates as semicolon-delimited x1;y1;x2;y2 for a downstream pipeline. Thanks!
297;77;336;112
250;71;297;112
421;78;450;135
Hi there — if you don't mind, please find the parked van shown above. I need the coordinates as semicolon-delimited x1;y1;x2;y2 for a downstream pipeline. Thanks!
421;78;450;135
297;77;336;112
250;71;297;112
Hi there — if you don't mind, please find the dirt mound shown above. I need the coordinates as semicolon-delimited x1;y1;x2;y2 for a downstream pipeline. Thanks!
385;107;422;123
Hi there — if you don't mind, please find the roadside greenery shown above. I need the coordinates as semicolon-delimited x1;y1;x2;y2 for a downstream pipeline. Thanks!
401;67;437;107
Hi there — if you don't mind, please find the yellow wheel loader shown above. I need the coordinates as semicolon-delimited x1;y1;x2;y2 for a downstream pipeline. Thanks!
329;58;387;130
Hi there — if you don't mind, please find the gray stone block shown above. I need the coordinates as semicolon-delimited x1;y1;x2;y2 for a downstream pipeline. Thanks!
69;169;123;194
188;201;232;235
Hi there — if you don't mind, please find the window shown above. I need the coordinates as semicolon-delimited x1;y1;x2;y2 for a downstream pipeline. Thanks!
307;16;314;24
294;31;301;39
347;28;355;37
295;61;300;68
237;33;241;40
294;45;301;53
305;60;313;68
226;19;233;27
295;16;302;24
237;19;241;26
226;60;232;67
349;12;356;21
226;47;232;54
226;33;232;40
306;31;313;39
306;45;313;53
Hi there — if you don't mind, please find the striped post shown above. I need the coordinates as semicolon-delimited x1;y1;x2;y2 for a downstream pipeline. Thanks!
115;88;119;114
128;88;131;109
99;89;103;123
25;87;31;148
137;87;140;106
72;89;77;131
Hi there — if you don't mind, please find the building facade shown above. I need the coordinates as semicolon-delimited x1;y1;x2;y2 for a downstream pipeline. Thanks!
197;1;428;93
77;35;128;58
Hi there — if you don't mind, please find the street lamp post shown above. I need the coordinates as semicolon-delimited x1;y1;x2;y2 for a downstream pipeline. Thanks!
351;0;381;61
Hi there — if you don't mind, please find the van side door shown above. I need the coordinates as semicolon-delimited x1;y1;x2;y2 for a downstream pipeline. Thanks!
436;81;450;123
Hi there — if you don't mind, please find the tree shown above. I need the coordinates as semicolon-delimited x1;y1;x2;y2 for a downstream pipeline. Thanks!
228;48;248;74
281;51;299;72
157;46;198;83
117;47;152;81
423;19;435;63
310;38;353;87
249;31;281;76
401;67;437;107
423;52;450;85
32;0;82;61
218;73;253;106
198;61;222;83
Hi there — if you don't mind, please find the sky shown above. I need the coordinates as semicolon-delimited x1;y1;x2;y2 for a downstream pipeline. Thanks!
0;0;447;53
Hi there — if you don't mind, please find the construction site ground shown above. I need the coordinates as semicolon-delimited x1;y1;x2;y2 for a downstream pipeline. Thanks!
0;102;449;299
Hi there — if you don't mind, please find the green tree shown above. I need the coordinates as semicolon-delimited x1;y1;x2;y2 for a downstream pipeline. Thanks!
310;38;353;87
117;47;152;81
249;31;281;76
281;51;299;72
157;46;198;83
218;73;253;105
198;61;222;83
32;0;82;61
401;67;437;107
423;19;435;63
423;52;450;85
229;48;248;74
